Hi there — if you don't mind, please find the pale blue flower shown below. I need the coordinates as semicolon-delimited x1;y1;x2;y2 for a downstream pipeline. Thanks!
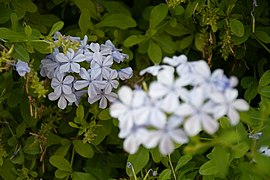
56;48;85;73
91;53;113;80
15;60;30;77
117;67;133;80
51;73;74;96
48;91;76;110
139;65;174;76
88;89;117;109
103;70;119;94
142;116;188;155
78;35;91;54
74;68;106;98
101;40;129;63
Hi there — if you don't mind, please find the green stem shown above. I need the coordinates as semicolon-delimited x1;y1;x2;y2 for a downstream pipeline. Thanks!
251;33;270;54
168;154;177;180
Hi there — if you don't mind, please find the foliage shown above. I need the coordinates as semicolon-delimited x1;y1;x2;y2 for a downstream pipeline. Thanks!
0;0;269;179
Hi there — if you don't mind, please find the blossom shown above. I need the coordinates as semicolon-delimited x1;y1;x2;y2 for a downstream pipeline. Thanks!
78;35;91;54
142;116;188;155
91;53;113;80
56;48;85;73
74;68;106;98
103;70;119;94
139;64;174;76
118;67;133;80
88;89;117;109
101;40;129;63
48;91;76;109
176;87;219;136
210;89;249;125
15;60;30;76
51;73;74;96
40;50;61;79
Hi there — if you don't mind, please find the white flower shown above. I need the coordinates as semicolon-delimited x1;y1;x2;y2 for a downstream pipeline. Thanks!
91;53;113;80
163;54;187;67
142;116;188;155
51;73;74;96
176;87;219;136
56;48;85;73
15;60;30;77
103;70;119;94
118;67;133;80
139;64;174;76
88;89;117;109
210;89;249;125
48;91;76;110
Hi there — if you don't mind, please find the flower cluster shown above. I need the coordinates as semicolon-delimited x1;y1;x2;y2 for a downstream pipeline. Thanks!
110;55;249;155
40;33;132;109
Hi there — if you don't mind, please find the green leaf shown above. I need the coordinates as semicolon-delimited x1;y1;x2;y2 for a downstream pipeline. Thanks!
233;28;250;45
10;13;18;31
72;172;96;180
0;28;27;42
229;18;245;37
175;154;193;171
79;8;91;35
16;122;26;138
231;142;249;158
153;34;176;54
102;1;131;16
20;0;37;13
259;70;270;87
255;30;270;44
244;84;258;101
48;21;64;37
180;35;194;50
199;160;218;175
55;169;70;179
195;33;205;51
73;140;94;158
0;7;12;24
211;146;230;177
126;147;149;175
98;109;111;120
149;3;168;29
148;40;162;64
74;0;98;18
54;144;71;156
150;148;162;163
158;169;171;180
184;1;198;19
12;45;30;62
76;105;84;120
96;14;137;29
25;25;32;37
259;86;270;98
124;35;146;47
31;41;52;54
49;155;72;172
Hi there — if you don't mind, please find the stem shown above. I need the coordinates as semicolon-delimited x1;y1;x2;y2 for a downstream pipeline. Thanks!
251;33;270;54
70;147;75;167
131;166;138;180
168;154;177;180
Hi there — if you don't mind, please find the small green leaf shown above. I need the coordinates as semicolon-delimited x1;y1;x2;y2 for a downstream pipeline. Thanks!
76;105;84;120
175;154;193;171
48;21;64;37
73;140;94;158
180;35;194;50
69;122;79;128
49;155;72;172
259;70;270;87
31;41;52;54
55;169;70;179
126;147;149;176
149;3;168;29
98;109;111;120
199;160;218;175
16;122;26;138
102;1;131;16
195;33;205;51
10;13;18;31
255;30;270;44
229;18;245;37
25;25;32;37
72;172;96;180
244;84;258;101
96;14;136;29
78;8;91;35
158;169;171;180
148;40;162;64
12;45;30;62
0;7;12;24
54;144;71;156
211;146;230;177
124;35;146;47
259;86;270;98
231;142;249;158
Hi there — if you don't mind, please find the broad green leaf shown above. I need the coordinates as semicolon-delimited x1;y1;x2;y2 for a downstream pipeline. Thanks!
259;86;270;98
241;76;257;89
148;40;162;64
74;0;98;19
229;18;245;37
10;13;18;31
126;147;149;175
76;105;84;120
0;7;12;23
199;160;218;175
102;1;131;16
153;34;175;54
10;151;24;165
49;155;72;172
124;35;146;47
31;41;52;54
13;45;30;62
149;3;168;29
158;169;171;180
73;140;94;158
175;154;193;171
195;33;205;51
0;28;27;42
16;122;26;138
244;84;258;101
150;148;162;163
54;144;71;156
233;28;250;45
180;35;194;50
21;0;38;13
79;8;91;35
98;109;111;120
96;14;136;29
165;23;192;37
259;70;270;87
55;169;70;179
72;172;96;180
255;30;270;44
0;159;17;180
211;146;230;177
23;136;40;155
231;142;249;158
92;121;112;145
48;21;64;37
25;25;32;37
174;5;185;16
